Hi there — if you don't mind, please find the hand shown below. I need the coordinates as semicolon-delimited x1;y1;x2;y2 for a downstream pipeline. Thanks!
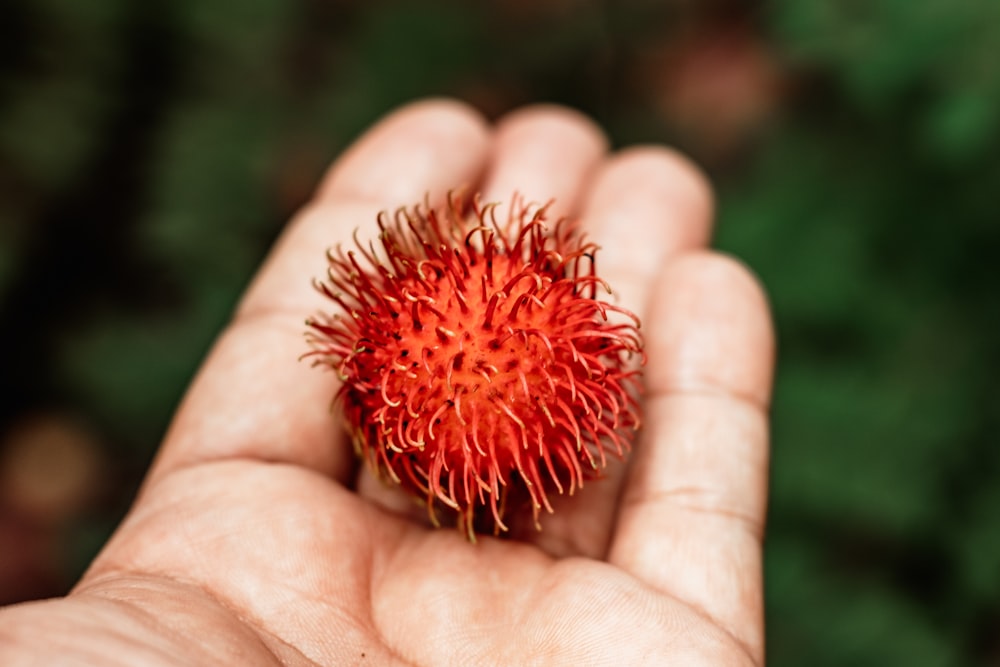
0;101;774;666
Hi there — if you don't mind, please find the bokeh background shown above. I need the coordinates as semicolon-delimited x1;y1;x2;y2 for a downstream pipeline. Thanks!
1;0;998;663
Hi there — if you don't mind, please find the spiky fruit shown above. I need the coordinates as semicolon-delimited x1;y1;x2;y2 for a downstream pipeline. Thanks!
305;193;643;538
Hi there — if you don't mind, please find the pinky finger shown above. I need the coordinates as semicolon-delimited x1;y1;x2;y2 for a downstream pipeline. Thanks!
609;252;774;664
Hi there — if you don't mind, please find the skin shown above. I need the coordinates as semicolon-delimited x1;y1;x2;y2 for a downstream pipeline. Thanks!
0;100;774;666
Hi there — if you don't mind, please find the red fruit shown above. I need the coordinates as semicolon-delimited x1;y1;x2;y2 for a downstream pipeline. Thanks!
305;193;643;538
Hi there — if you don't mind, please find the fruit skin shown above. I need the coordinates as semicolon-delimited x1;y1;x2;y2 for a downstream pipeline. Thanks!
306;193;643;538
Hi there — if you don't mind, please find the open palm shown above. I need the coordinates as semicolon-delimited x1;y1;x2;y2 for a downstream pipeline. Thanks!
1;101;773;666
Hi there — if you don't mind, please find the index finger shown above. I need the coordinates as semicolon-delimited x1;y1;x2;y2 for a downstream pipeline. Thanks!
148;100;492;486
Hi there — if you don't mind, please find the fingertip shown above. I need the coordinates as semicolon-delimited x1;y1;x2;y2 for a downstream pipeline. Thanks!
665;251;773;345
650;251;775;407
479;104;608;222
494;104;610;155
596;145;715;231
383;97;493;142
580;146;715;325
665;251;770;310
318;98;492;203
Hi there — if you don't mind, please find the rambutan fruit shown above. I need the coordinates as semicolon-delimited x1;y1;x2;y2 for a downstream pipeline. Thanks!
305;193;643;539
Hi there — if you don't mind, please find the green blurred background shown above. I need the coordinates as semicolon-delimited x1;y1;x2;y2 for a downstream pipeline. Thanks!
1;0;998;663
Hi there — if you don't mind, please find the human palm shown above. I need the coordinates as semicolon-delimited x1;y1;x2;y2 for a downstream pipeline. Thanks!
1;101;773;666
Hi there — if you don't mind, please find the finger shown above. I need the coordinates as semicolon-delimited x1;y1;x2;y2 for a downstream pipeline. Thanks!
609;253;774;664
479;104;608;221
525;147;714;559
356;105;608;534
582;147;713;316
148;100;492;486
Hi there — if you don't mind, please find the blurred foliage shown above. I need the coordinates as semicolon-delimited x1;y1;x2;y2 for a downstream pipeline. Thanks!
1;0;998;663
